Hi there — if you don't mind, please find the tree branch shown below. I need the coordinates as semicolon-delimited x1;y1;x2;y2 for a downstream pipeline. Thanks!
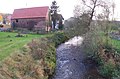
82;0;93;9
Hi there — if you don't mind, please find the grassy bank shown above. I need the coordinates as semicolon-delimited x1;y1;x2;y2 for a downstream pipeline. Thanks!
0;32;48;60
0;32;69;79
82;30;120;79
108;37;120;53
99;36;120;78
92;33;120;79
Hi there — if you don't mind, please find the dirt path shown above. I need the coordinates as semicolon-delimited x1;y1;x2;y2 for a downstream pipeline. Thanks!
53;36;104;79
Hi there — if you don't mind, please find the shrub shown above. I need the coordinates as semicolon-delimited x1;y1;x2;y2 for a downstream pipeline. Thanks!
0;31;69;79
82;24;120;78
51;32;69;47
99;61;116;78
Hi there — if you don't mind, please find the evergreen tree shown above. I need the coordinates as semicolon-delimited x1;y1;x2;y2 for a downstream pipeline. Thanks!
50;1;59;29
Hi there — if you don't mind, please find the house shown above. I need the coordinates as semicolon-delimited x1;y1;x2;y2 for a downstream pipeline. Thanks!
0;13;12;29
11;6;49;31
0;13;12;24
0;14;3;24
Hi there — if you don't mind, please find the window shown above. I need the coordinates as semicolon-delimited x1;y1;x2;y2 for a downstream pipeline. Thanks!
16;19;18;22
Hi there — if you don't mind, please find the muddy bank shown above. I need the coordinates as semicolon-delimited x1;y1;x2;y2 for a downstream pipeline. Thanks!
53;36;104;79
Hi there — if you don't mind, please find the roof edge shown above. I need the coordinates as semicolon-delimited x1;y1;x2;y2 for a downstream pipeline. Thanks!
14;6;49;10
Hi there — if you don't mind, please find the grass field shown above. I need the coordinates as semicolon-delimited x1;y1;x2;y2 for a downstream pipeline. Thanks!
102;35;120;53
108;38;120;52
0;32;47;61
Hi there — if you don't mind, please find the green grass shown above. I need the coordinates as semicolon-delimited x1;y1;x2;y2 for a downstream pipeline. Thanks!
108;38;120;52
101;35;120;53
97;30;120;53
0;32;48;61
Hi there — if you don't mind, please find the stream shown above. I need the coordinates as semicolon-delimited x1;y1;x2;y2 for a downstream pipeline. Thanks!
53;36;105;79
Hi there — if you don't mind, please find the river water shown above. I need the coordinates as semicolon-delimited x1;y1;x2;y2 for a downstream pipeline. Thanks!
53;36;105;79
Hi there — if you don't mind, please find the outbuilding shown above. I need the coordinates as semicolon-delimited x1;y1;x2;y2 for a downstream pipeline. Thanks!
11;6;49;31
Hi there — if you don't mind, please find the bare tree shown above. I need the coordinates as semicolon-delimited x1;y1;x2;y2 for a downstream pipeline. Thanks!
71;0;115;52
65;0;115;37
80;0;114;30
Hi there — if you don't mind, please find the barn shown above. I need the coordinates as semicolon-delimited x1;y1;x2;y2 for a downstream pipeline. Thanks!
11;6;50;32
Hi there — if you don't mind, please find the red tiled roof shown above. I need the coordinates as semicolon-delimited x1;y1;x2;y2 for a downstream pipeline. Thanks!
11;6;49;19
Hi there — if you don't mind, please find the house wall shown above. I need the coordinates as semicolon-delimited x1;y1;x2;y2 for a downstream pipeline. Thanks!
11;17;46;31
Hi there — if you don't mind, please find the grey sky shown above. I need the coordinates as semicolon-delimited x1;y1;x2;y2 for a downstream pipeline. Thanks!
0;0;119;20
0;0;79;19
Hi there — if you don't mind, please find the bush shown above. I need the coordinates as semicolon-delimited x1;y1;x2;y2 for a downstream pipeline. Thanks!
0;33;69;79
99;61;116;78
82;24;120;78
0;31;69;79
51;32;69;47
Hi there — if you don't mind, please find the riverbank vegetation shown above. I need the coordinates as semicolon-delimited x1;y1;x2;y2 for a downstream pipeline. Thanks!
64;0;120;78
0;32;68;79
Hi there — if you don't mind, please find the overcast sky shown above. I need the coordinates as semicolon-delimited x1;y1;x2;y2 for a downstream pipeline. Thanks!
0;0;79;19
0;0;120;20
